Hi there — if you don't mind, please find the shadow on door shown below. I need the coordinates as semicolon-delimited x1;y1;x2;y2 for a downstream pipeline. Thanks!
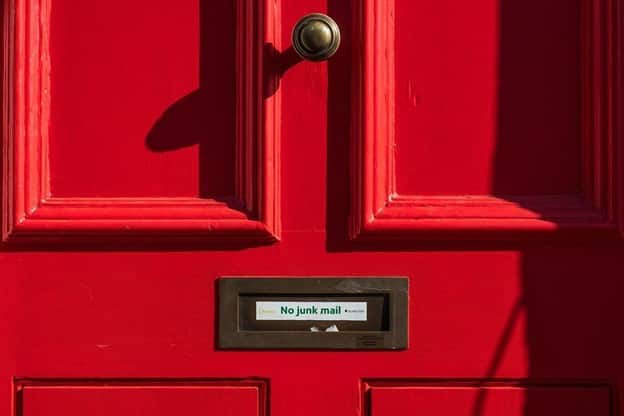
492;0;621;414
326;0;620;414
145;0;236;200
145;0;300;205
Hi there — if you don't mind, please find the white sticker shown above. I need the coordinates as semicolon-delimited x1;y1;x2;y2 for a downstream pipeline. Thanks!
255;301;367;321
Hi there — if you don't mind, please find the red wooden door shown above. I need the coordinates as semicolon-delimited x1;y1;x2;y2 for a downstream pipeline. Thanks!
1;0;623;415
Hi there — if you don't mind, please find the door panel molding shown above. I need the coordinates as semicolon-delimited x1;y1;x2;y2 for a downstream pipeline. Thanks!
350;0;622;241
2;0;281;243
362;379;614;416
14;378;268;416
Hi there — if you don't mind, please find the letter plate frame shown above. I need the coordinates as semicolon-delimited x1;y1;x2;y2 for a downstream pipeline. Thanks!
217;277;408;350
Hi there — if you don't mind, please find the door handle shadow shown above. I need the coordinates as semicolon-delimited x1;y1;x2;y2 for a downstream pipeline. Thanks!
145;43;300;199
264;44;302;98
146;43;300;153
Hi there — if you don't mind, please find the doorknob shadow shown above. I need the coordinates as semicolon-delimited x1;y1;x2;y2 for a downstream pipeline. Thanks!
264;45;302;98
146;90;209;152
145;0;237;201
145;0;298;202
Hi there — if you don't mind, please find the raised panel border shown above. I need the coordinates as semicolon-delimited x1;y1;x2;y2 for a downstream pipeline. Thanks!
13;378;268;416
350;0;622;241
2;0;281;243
361;379;616;416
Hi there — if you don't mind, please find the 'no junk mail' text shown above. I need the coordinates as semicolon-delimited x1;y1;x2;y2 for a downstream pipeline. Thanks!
255;301;367;321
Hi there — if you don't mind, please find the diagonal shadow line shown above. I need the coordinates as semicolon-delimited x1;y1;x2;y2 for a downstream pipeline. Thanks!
471;295;526;416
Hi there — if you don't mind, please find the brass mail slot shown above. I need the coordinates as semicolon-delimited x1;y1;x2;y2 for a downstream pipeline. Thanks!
218;277;408;350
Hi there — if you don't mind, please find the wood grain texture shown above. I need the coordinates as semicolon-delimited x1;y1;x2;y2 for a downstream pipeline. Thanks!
1;0;281;243
350;0;621;241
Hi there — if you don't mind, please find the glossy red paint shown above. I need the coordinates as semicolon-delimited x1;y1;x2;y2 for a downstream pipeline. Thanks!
365;381;613;416
2;0;624;416
3;0;280;243
17;380;267;416
350;0;622;241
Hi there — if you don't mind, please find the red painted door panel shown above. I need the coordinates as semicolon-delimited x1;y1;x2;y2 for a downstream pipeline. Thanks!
1;1;623;416
368;383;612;416
19;381;265;416
395;0;581;196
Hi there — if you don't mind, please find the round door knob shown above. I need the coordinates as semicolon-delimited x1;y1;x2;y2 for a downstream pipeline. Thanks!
292;13;341;61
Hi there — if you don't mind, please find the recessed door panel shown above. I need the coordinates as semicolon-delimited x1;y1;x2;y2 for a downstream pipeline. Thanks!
49;0;218;198
18;381;265;416
395;0;581;196
349;0;619;241
368;383;612;416
3;0;281;242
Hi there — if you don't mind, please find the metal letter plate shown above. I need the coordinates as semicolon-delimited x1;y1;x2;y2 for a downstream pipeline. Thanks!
218;277;408;350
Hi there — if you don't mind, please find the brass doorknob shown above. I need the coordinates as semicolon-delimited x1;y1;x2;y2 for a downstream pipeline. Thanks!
292;13;341;61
